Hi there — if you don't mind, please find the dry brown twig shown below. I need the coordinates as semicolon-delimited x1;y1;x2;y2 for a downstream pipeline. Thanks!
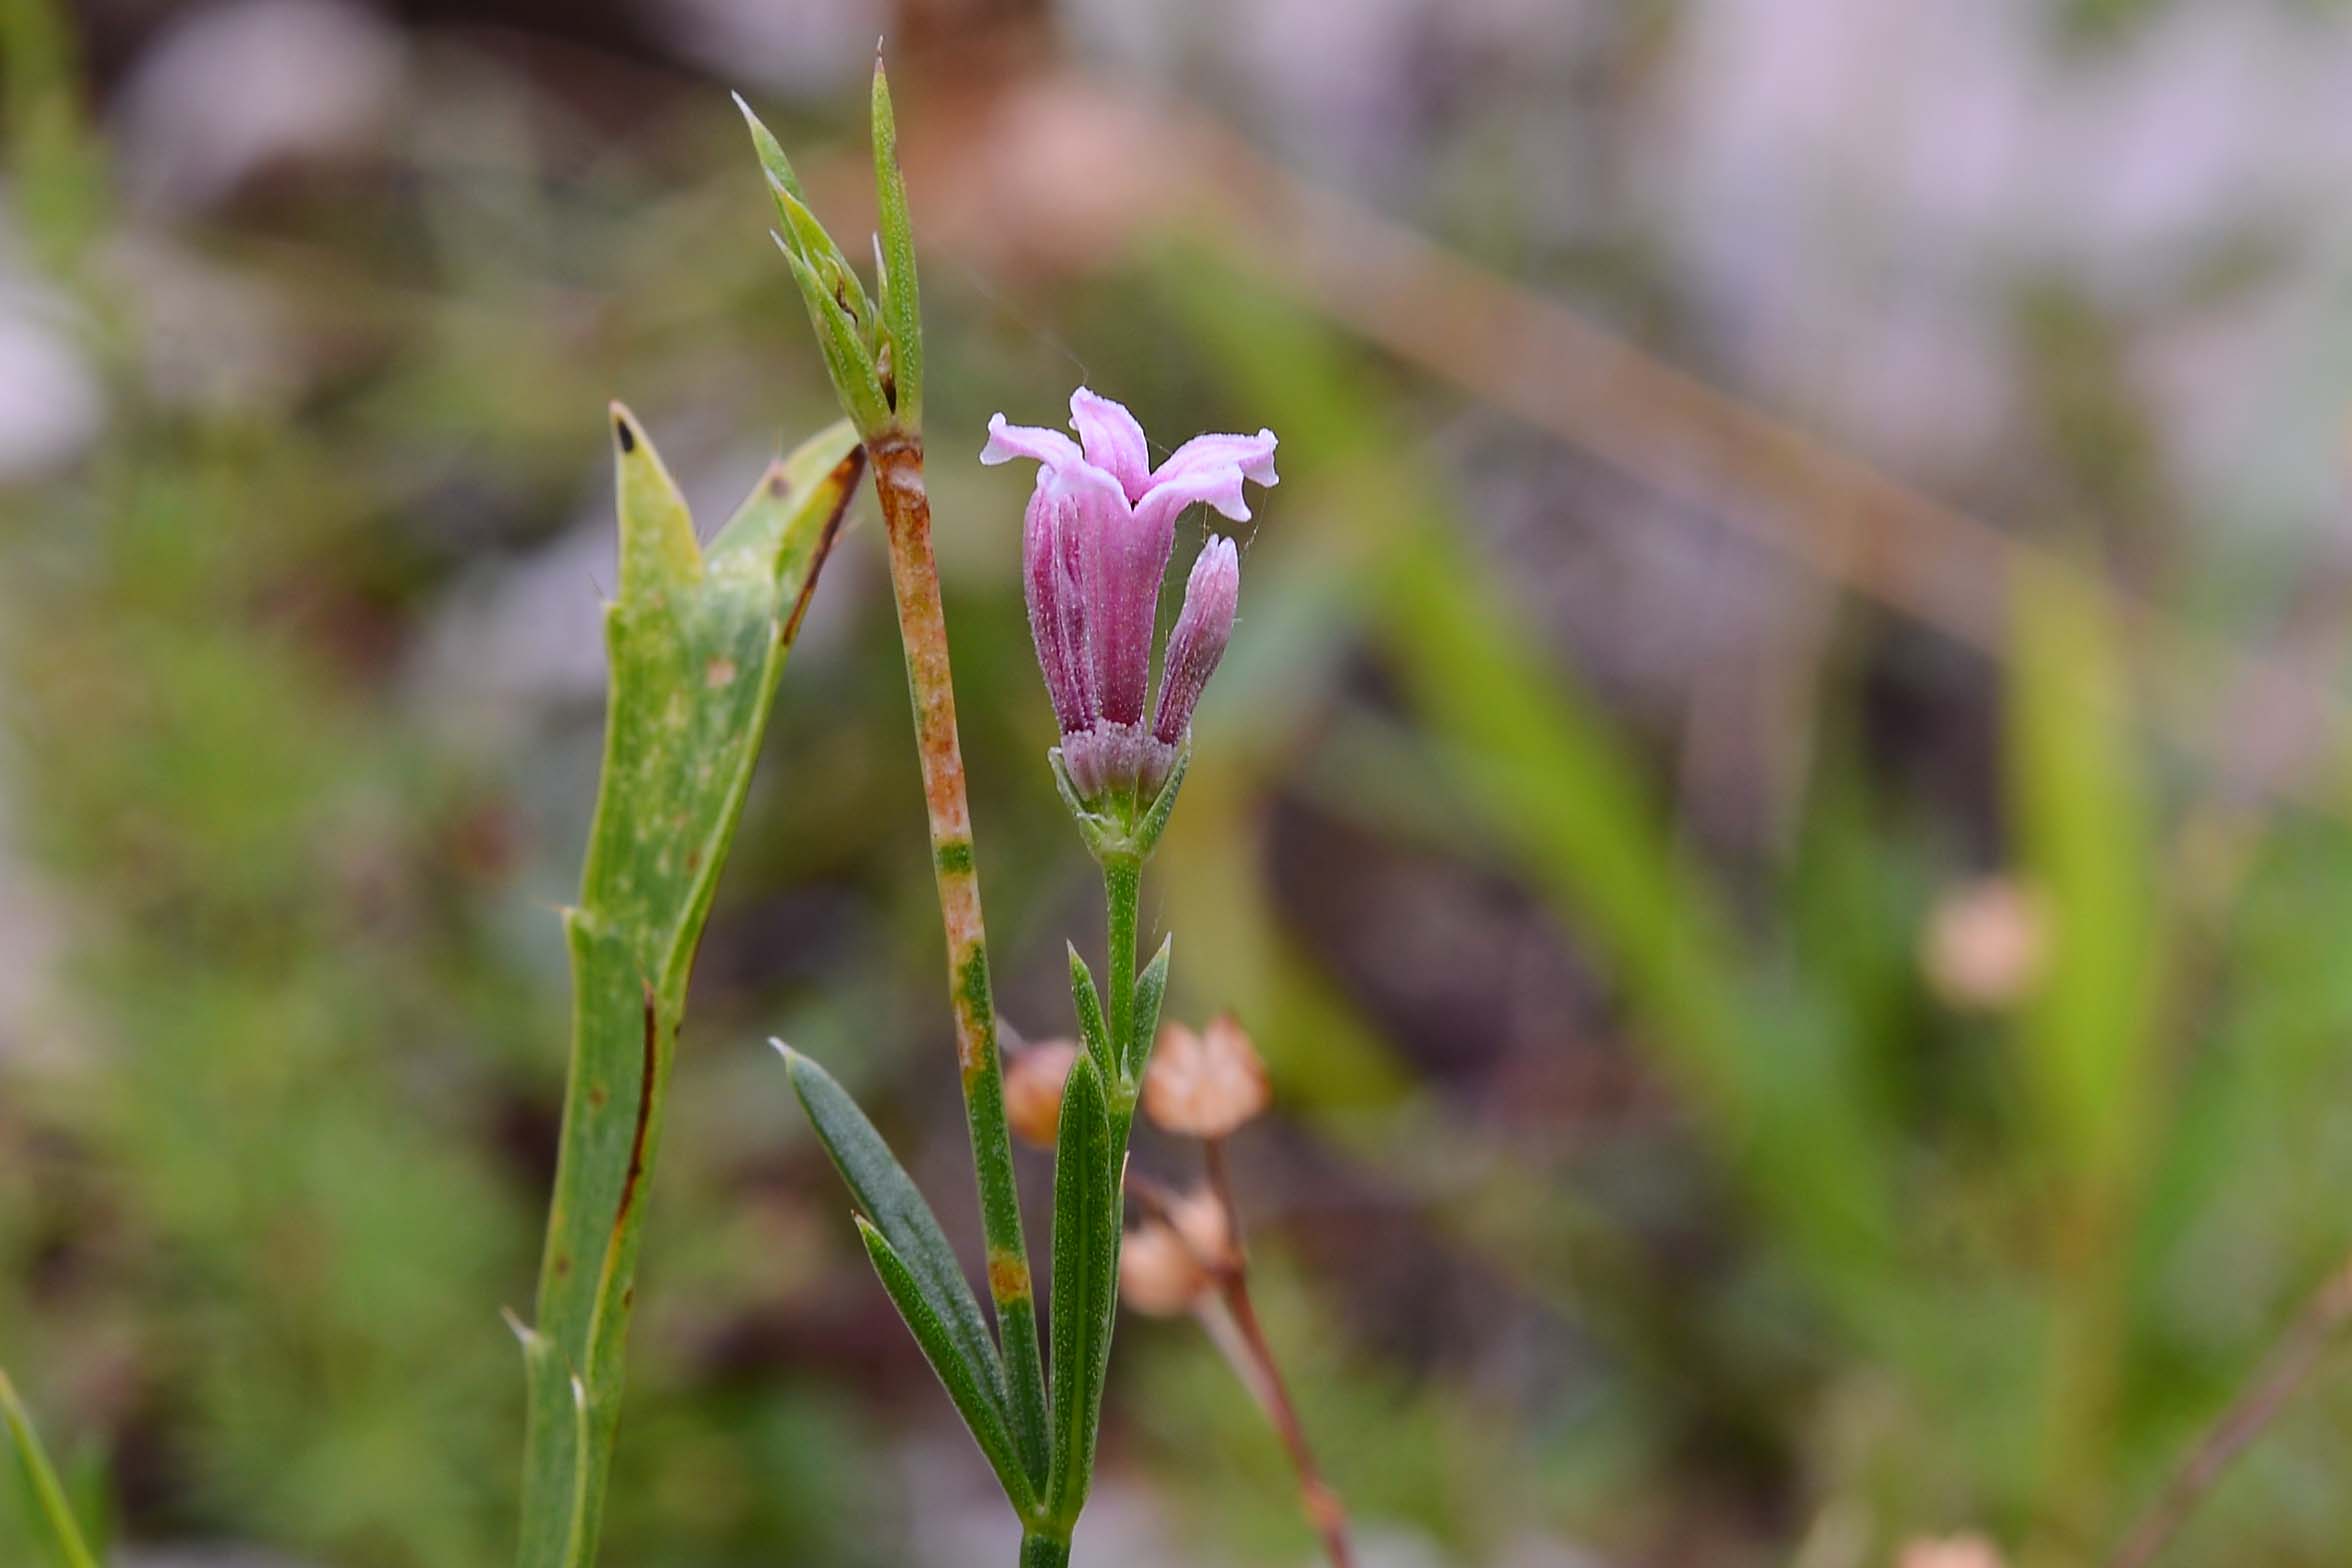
2107;1255;2352;1568
1128;1157;1356;1568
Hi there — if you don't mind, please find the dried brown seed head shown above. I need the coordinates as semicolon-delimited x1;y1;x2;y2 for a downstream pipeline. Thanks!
1141;1013;1269;1139
1003;1039;1081;1150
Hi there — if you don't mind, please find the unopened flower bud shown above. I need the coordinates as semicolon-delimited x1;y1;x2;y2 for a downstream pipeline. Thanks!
1152;536;1240;747
1003;1039;1081;1150
1142;1013;1270;1139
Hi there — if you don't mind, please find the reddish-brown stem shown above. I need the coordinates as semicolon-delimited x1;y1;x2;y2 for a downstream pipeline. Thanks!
2108;1255;2352;1568
866;429;1049;1482
1191;1140;1355;1568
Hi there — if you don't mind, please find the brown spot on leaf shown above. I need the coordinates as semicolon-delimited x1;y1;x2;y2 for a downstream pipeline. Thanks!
986;1252;1031;1302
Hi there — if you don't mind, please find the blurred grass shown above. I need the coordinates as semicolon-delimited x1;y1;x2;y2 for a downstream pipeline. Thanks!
5;5;2352;1567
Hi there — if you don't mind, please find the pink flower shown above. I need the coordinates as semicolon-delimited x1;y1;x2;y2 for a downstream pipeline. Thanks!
983;389;1275;805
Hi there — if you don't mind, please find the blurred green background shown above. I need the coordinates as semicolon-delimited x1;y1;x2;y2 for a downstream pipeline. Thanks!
10;0;2352;1563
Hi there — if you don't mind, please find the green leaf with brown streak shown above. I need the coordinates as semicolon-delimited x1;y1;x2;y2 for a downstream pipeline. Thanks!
513;409;864;1568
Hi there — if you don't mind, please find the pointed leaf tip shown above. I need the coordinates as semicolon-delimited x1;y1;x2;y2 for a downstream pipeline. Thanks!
735;90;808;208
610;405;702;595
868;51;920;430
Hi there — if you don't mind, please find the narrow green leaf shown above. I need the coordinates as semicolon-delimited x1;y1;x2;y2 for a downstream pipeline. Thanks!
1067;943;1110;1079
0;1368;100;1568
511;1325;591;1568
772;185;877;337
1045;1055;1116;1525
732;92;808;214
870;57;922;429
519;417;862;1568
1125;935;1172;1085
780;1047;1013;1423
2010;559;2159;1192
1129;747;1189;860
854;1217;1041;1514
2008;558;2164;1525
870;232;893;342
779;239;891;437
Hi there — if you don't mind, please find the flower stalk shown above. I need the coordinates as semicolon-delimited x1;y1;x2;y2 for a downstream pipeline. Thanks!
869;426;1053;1483
742;60;1052;1520
744;65;1276;1564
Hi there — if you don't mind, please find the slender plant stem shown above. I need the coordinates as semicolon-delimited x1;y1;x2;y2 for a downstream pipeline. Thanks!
2107;1254;2352;1568
1197;1140;1356;1568
1020;1533;1073;1568
866;431;1050;1483
1103;854;1141;1068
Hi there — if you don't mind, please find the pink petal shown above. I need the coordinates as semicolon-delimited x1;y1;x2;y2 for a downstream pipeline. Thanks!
1023;481;1090;734
980;414;1082;471
1148;428;1279;517
1133;463;1253;536
1068;388;1153;500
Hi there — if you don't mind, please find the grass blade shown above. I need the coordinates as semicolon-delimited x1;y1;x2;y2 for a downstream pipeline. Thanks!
0;1368;99;1568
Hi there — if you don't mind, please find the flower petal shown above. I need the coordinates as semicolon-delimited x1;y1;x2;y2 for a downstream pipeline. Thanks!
980;414;1082;471
1135;429;1279;530
1068;388;1153;500
1150;429;1277;503
1023;481;1090;733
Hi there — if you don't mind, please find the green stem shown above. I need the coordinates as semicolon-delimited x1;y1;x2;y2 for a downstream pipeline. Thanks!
1103;854;1141;1071
1021;1534;1073;1568
868;431;1050;1485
